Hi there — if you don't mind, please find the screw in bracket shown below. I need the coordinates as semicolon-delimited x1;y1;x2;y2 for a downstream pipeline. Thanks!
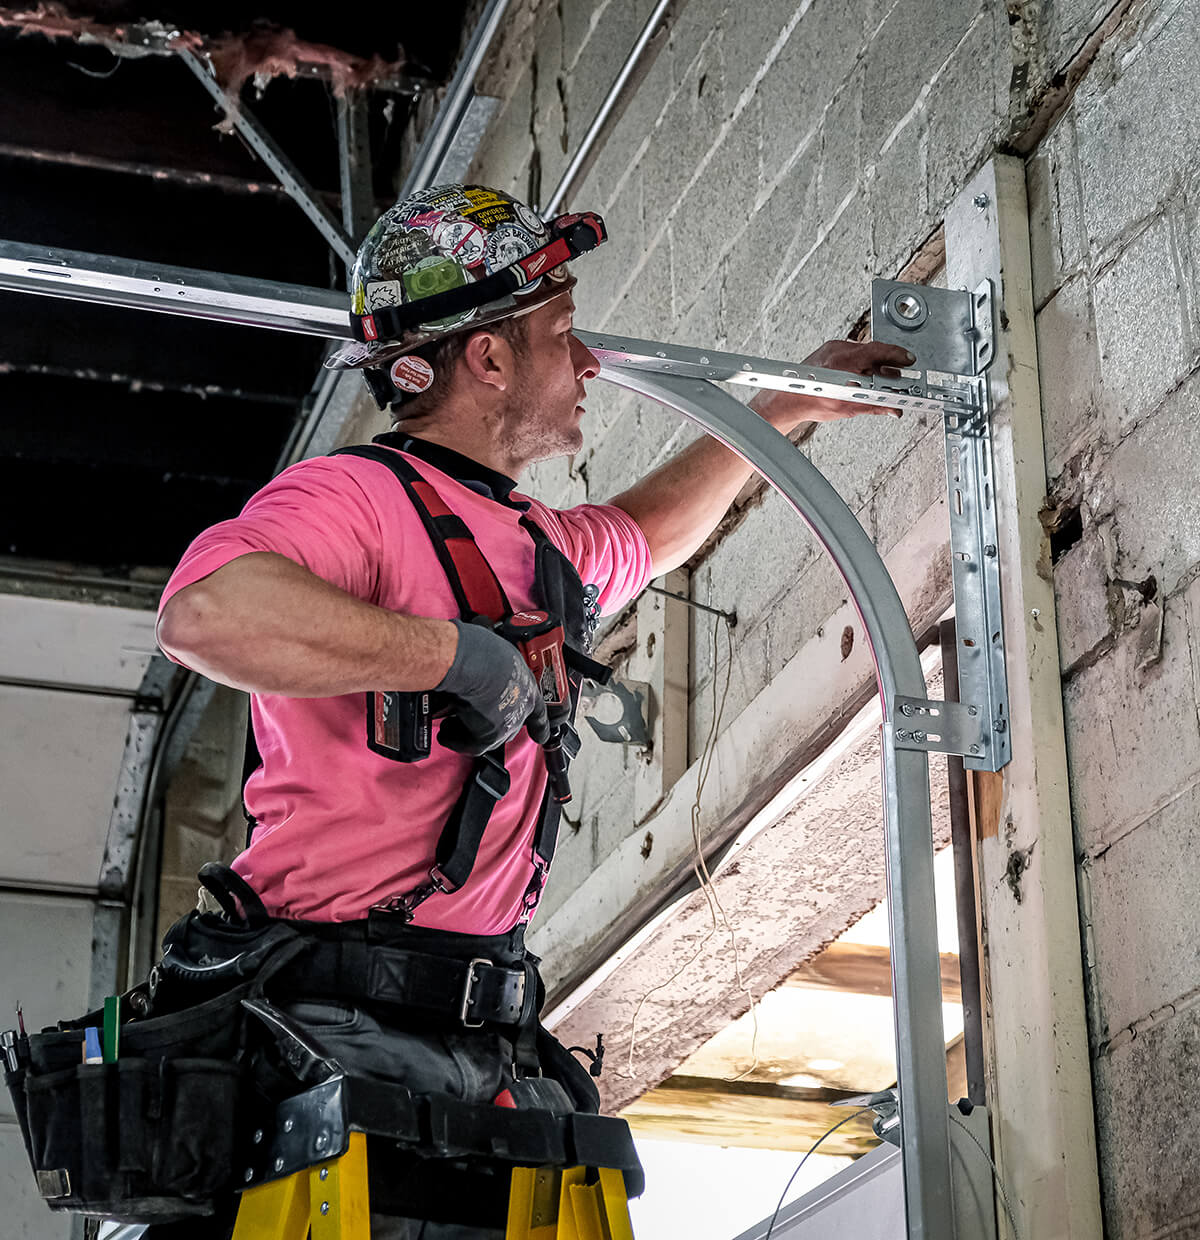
901;703;915;716
320;1168;329;1181
273;1157;285;1173
912;731;928;743
320;1202;330;1216
969;744;980;754
896;729;911;742
283;1118;294;1134
974;193;990;209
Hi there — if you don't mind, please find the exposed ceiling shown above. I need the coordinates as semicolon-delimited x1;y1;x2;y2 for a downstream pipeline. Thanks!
0;3;472;580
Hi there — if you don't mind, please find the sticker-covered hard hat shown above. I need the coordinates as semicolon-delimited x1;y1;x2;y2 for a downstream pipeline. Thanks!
326;183;606;371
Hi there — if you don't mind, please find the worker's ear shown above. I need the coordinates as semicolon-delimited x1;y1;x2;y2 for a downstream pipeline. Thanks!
461;329;514;394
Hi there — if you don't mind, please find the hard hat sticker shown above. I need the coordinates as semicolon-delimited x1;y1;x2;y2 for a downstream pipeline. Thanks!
365;279;403;311
390;355;435;393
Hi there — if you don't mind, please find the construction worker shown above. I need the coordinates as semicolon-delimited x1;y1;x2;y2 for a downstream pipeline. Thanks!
154;183;911;1237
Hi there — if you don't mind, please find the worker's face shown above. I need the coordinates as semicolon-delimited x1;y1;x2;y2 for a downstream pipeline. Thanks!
500;292;600;465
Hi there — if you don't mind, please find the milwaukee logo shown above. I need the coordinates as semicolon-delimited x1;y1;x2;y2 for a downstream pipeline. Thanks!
361;316;378;340
523;251;550;278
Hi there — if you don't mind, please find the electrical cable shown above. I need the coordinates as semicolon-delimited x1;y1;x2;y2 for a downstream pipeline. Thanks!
762;1108;871;1239
625;606;762;1077
949;1113;1021;1240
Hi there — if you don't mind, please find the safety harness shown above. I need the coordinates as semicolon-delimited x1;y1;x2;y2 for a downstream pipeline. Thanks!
327;436;609;925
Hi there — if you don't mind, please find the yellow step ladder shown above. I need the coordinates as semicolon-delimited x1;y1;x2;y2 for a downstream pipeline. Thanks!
232;1131;636;1240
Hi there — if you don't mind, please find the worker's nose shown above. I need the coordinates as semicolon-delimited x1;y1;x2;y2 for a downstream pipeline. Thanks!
571;333;601;381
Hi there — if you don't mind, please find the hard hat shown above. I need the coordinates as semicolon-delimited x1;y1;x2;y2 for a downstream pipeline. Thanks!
325;183;606;383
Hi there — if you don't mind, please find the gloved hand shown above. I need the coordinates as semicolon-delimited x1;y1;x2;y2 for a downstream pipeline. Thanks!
435;619;551;755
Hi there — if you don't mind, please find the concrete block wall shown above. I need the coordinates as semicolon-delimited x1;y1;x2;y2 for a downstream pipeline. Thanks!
1027;3;1200;1231
457;0;1200;1230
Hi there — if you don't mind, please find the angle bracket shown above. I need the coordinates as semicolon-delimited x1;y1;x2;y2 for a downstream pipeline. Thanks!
892;696;992;761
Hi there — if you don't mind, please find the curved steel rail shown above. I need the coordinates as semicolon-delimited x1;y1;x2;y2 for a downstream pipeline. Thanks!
602;367;955;1240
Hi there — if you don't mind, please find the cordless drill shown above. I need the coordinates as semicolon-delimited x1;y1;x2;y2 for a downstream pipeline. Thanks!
493;610;574;804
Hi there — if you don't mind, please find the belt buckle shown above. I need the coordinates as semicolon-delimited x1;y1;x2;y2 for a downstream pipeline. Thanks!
460;957;492;1028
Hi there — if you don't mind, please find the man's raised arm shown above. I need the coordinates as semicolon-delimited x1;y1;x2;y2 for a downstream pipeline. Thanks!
608;340;913;576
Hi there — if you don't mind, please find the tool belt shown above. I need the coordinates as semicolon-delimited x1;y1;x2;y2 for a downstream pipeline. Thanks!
3;865;598;1223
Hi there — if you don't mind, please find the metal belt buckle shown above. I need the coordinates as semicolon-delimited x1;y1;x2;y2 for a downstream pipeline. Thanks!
460;957;492;1028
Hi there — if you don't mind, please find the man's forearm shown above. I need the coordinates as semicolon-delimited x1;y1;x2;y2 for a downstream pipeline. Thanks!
157;551;458;697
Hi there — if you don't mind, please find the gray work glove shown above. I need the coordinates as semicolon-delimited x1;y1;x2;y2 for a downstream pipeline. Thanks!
435;619;551;755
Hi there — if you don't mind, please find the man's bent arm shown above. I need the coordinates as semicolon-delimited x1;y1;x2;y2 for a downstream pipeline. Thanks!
609;340;915;576
157;551;458;697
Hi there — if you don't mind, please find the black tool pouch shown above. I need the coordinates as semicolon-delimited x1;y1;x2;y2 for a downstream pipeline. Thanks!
4;865;310;1222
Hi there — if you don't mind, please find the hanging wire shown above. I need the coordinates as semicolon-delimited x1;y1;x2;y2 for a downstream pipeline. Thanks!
625;604;761;1080
763;1109;871;1238
950;1113;1022;1240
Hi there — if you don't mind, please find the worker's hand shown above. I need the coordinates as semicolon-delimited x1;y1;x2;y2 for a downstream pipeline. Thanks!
435;620;551;755
752;340;916;432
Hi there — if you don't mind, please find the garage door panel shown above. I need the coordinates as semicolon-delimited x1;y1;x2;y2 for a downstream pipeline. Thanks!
0;594;157;694
2;686;132;889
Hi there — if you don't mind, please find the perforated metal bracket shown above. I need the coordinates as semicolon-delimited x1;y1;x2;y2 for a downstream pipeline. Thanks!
892;696;991;761
874;279;1011;772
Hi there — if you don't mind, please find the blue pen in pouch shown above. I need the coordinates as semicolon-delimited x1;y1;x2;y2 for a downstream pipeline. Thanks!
83;1027;103;1065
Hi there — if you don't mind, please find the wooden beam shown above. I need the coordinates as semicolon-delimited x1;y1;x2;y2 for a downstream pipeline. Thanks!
621;1076;881;1155
785;941;962;1003
945;157;1103;1239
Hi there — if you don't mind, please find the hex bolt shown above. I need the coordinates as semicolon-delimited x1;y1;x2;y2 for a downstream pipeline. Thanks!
913;730;927;743
974;193;990;209
315;1133;328;1151
320;1203;330;1216
896;729;910;742
901;703;915;716
967;706;978;717
984;544;997;557
994;719;1007;733
969;744;980;754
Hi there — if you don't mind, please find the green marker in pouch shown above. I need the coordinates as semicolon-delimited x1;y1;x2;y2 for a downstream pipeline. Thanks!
102;995;120;1062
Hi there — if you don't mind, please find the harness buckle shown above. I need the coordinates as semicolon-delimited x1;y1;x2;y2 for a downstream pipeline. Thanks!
474;752;510;801
460;957;493;1028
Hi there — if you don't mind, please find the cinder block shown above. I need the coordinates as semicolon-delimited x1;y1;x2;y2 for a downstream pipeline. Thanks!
868;105;931;279
666;0;731;96
1105;371;1200;593
758;0;867;183
860;0;980;162
763;549;847;681
581;387;694;502
1026;111;1088;311
678;262;725;350
1075;1;1200;256
805;402;932;519
1063;593;1200;856
608;234;674;340
641;34;727;228
671;96;764;316
1093;214;1190;437
724;162;820;349
1036;274;1102;480
471;68;535;191
762;202;875;360
815;69;865;225
1093;1005;1200;1238
924;8;1005;209
1052;520;1119;674
1087;782;1200;1043
702;485;822;633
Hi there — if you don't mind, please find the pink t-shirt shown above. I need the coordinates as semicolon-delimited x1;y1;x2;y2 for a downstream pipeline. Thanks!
158;444;652;933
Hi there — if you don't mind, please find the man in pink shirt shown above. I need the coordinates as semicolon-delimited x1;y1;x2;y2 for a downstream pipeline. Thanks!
156;183;909;1236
